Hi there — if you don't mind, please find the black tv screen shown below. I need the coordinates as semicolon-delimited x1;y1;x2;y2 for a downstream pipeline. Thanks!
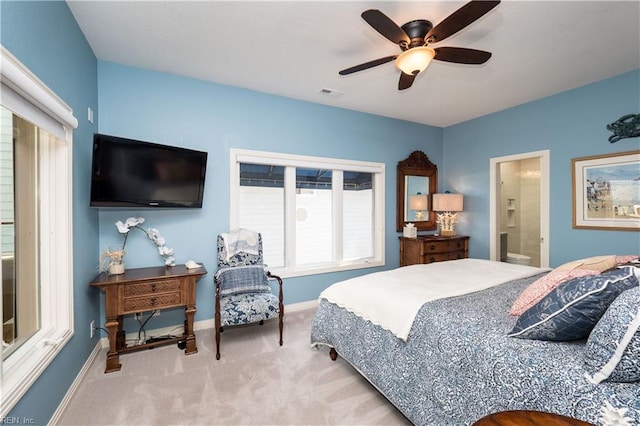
90;133;207;208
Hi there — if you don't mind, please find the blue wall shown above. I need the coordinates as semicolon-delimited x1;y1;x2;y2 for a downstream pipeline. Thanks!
444;69;640;265
1;0;100;423
96;61;443;325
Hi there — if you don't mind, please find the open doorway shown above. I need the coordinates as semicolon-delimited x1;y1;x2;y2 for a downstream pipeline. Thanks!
489;150;550;268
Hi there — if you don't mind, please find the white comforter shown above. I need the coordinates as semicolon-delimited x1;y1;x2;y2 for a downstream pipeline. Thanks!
319;258;547;341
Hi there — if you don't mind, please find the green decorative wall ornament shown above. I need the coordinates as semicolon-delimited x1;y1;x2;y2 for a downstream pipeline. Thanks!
606;113;640;143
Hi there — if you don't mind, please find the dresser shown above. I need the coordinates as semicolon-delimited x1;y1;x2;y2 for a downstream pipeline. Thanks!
399;235;469;266
89;264;207;373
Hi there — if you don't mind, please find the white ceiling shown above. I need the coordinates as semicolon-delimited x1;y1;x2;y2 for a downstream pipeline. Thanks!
66;1;640;128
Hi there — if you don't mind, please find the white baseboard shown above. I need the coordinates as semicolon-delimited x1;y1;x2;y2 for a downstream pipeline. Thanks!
49;340;102;425
99;299;319;348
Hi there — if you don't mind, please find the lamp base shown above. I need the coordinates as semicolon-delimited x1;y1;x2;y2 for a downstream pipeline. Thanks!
439;229;456;237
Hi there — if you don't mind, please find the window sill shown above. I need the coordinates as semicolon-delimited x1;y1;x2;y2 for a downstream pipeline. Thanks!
2;328;72;417
270;259;385;279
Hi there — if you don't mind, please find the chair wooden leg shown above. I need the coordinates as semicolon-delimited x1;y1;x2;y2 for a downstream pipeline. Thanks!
215;327;221;360
278;308;284;346
215;304;221;360
274;272;284;347
329;348;338;361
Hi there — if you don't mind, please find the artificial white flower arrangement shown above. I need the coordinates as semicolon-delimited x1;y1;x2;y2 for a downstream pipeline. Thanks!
101;217;175;274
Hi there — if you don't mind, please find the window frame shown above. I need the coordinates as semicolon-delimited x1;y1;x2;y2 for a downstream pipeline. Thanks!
0;46;75;417
230;148;385;278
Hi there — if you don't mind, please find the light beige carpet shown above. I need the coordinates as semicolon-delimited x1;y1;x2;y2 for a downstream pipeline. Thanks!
57;308;411;425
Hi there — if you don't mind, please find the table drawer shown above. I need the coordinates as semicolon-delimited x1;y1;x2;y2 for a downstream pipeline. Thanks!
422;240;452;253
422;250;467;264
447;240;467;252
423;239;467;253
422;253;452;263
124;279;182;297
447;250;467;260
122;292;183;313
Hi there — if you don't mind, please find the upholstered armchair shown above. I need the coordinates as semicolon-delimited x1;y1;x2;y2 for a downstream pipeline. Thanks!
214;229;283;360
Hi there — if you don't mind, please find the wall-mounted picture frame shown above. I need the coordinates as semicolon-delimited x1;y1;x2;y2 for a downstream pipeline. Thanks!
572;150;640;231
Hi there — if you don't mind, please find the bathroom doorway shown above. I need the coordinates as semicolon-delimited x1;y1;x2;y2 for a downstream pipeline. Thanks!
489;150;550;268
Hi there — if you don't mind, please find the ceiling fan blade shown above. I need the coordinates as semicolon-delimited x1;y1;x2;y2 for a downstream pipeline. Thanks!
339;55;397;75
426;0;500;43
398;72;416;90
434;47;492;64
361;9;410;45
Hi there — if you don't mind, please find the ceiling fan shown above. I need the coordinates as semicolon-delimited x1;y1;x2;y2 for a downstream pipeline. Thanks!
339;1;501;90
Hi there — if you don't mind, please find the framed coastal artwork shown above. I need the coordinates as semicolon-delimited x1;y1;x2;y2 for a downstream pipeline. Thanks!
572;150;640;231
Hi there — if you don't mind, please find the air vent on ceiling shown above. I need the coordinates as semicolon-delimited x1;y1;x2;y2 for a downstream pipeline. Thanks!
319;88;344;97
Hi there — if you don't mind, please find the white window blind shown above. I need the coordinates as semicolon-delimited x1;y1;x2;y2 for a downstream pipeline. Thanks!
230;149;385;278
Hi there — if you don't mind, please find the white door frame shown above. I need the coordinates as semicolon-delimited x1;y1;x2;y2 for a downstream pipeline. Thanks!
489;150;550;268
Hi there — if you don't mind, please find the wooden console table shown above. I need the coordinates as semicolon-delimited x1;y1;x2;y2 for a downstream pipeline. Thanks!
89;264;207;373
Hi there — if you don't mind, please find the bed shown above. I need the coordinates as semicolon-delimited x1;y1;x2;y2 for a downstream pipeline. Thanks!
310;258;640;425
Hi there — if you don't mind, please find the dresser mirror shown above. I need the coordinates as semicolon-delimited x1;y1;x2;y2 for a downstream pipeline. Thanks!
396;151;438;232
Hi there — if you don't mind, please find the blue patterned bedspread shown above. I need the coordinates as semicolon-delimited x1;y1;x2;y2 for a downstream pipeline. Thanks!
310;274;640;425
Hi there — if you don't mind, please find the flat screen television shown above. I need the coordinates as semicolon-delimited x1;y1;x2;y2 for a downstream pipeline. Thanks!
90;133;208;208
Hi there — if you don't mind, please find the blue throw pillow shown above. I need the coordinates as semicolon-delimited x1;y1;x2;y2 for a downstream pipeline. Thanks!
584;286;640;383
508;266;639;341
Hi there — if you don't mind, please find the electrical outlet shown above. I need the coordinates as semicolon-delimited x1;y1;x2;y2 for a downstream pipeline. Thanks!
90;320;95;339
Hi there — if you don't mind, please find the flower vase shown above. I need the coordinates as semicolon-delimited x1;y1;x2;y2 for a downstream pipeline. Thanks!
108;261;125;275
106;246;125;275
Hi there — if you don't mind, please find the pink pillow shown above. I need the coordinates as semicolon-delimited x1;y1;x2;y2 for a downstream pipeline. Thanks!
616;255;639;265
554;255;616;272
509;269;599;316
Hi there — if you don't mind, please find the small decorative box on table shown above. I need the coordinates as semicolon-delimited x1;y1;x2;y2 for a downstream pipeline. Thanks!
89;264;207;373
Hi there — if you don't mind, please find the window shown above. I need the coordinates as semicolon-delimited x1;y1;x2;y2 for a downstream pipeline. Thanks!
230;149;385;277
1;108;41;359
1;46;76;417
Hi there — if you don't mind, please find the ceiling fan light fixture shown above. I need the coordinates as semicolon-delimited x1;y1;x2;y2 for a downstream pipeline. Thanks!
394;47;436;75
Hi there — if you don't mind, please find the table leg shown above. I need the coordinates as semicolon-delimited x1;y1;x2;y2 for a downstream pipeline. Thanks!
184;276;197;354
105;317;121;373
184;305;197;354
104;286;121;373
115;315;125;350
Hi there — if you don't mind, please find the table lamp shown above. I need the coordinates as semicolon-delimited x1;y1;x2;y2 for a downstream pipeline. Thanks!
432;193;463;237
409;193;429;220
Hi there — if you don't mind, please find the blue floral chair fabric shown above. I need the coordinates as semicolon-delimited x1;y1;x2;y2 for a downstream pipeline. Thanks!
214;229;283;360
